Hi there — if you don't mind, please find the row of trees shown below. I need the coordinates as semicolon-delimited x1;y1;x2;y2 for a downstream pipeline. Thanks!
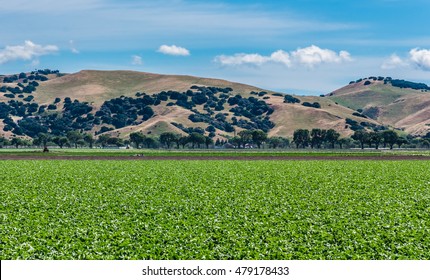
292;128;429;150
293;129;341;149
1;128;429;150
350;130;408;149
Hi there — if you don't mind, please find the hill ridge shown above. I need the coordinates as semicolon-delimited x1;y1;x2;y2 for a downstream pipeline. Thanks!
1;69;429;139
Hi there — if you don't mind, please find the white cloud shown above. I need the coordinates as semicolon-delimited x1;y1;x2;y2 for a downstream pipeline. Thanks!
270;50;292;67
0;40;58;64
157;45;190;56
381;54;407;69
69;40;79;54
380;48;430;71
291;45;352;67
409;48;430;71
215;45;351;68
131;55;143;65
215;53;271;66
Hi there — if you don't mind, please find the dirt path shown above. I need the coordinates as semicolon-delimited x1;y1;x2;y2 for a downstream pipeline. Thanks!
0;155;429;161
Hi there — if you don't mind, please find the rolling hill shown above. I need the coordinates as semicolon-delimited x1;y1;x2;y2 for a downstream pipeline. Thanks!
1;70;429;140
328;77;430;135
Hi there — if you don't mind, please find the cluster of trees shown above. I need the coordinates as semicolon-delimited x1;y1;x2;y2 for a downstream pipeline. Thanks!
0;70;53;96
389;79;429;91
348;76;429;91
350;130;409;149
282;94;321;109
1;82;276;139
130;131;213;149
227;129;290;149
0;131;115;149
302;102;321;109
2;127;429;150
291;128;429;150
293;129;341;149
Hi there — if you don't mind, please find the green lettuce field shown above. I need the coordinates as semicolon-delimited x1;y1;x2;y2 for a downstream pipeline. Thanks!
1;160;429;259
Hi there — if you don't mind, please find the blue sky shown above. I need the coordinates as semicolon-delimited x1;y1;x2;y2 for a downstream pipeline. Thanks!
1;0;429;94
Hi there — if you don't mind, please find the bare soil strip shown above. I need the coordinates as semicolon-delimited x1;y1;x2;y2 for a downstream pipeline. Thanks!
0;155;429;161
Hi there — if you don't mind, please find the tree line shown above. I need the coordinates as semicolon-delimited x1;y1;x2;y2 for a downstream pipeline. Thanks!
293;129;429;150
1;128;429;150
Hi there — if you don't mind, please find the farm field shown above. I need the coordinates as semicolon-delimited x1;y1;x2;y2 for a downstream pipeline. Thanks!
1;160;429;259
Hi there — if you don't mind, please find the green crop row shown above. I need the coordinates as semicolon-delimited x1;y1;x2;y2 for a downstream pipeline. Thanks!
1;148;430;157
1;160;429;259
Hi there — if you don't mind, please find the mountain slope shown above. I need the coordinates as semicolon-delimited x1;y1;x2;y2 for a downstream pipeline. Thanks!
328;77;430;135
35;70;267;108
1;70;428;140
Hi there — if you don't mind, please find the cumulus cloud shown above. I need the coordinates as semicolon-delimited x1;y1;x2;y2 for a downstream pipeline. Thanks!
270;50;292;67
215;53;271;66
157;45;190;56
131;55;143;65
0;40;58;64
215;45;351;68
291;45;352;67
381;48;430;71
409;48;430;71
381;54;407;69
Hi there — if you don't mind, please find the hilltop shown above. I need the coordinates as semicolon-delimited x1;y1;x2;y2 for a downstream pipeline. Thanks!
328;76;430;135
1;70;429;141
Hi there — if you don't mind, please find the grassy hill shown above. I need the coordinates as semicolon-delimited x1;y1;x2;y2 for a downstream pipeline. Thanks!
328;77;430;135
1;70;428;140
34;70;265;108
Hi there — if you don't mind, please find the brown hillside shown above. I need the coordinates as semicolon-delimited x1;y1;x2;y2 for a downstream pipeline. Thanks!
328;79;430;135
2;70;428;138
35;70;267;108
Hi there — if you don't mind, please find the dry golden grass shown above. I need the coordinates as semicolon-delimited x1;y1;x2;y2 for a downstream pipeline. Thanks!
329;79;430;135
35;70;265;108
267;94;380;137
2;70;429;137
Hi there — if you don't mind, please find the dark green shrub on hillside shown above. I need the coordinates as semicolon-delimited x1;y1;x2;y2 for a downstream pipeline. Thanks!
23;95;34;102
284;94;300;104
302;102;321;109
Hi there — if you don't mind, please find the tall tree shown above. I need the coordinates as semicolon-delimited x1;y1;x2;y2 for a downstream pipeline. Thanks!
83;133;95;148
67;130;83;149
107;137;124;147
129;132;145;149
325;129;340;149
252;130;267;149
204;136;213;149
33;133;50;148
382;130;399;150
96;134;111;148
159;132;178;149
370;132;383;149
188;132;205;149
338;138;350;149
352;130;368;149
229;136;241;148
396;137;408;148
178;136;189;149
268;137;282;149
293;129;310;149
11;137;24;148
143;136;157;149
0;137;9;148
310;128;326;149
238;130;253;148
53;136;69;148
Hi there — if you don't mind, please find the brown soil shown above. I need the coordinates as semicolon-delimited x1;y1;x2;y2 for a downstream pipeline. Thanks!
0;155;429;161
